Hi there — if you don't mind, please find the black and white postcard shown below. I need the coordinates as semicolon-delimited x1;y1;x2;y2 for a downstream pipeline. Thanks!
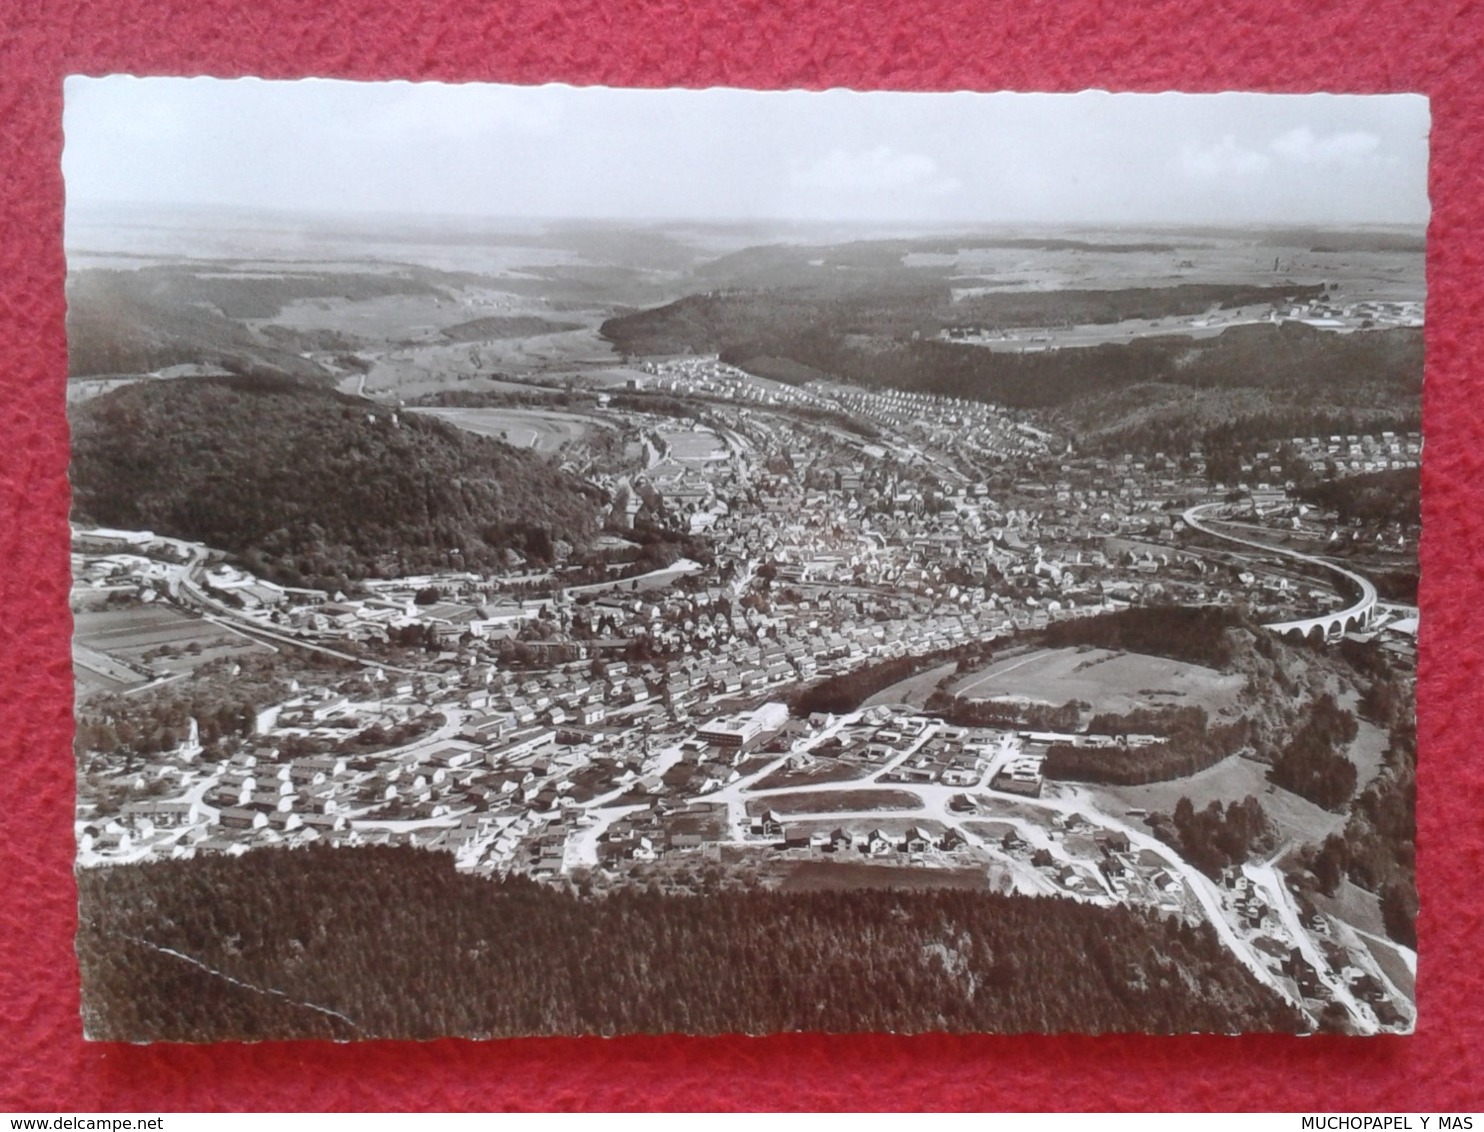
64;79;1425;1039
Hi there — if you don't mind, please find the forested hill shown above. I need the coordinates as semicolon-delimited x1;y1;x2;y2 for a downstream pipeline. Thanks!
600;282;1329;360
69;375;604;589
77;845;1305;1041
68;269;336;380
600;289;1421;451
1294;467;1421;527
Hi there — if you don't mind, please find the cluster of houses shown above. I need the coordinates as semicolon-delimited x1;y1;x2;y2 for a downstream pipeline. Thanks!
594;802;729;868
638;356;836;412
1285;431;1423;479
981;812;1186;907
824;385;1047;464
747;813;969;858
1278;297;1423;331
76;365;1415;722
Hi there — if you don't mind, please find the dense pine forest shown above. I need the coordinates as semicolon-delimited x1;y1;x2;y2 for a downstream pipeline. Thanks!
1267;693;1361;811
1293;467;1421;527
69;374;605;589
1038;606;1249;669
600;279;1328;362
76;845;1305;1041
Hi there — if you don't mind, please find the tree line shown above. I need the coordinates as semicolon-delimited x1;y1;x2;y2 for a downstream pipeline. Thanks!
1039;606;1247;669
1293;467;1421;528
1148;796;1274;879
792;641;998;717
926;693;1085;733
1305;712;1415;946
1041;719;1250;787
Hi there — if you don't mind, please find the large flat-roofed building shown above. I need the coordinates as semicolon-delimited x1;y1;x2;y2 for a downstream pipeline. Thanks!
695;701;789;749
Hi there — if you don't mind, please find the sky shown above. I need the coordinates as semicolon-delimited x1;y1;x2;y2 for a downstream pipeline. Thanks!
62;77;1432;228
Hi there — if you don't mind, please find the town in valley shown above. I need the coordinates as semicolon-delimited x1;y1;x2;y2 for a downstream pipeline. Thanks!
65;83;1424;1040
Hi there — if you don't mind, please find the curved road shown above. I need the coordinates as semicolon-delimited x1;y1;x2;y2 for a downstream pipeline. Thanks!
1182;502;1378;634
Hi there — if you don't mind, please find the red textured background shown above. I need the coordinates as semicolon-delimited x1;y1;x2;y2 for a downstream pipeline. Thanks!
2;0;1480;1112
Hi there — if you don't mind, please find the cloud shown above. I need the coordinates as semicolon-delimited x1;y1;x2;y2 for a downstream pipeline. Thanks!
1271;126;1381;165
1181;126;1386;184
790;146;962;197
1180;136;1273;179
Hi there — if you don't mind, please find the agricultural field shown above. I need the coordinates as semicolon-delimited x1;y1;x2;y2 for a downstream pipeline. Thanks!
348;327;622;399
950;646;1244;717
447;326;620;375
950;304;1287;352
928;236;1424;301
661;428;729;461
751;758;874;791
72;603;272;697
259;290;497;340
410;406;615;453
72;643;151;695
746;789;923;816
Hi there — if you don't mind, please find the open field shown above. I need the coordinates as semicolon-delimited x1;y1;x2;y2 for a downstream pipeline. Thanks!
262;291;500;339
1085;755;1347;847
75;604;240;652
747;789;923;816
952;307;1277;352
863;660;959;710
72;604;272;692
1344;713;1390;790
662;428;728;461
66;377;147;404
1311;879;1388;940
950;646;1243;716
73;642;150;694
932;239;1424;300
1360;935;1416;1001
752;759;873;791
453;326;619;373
352;328;620;398
410;406;615;452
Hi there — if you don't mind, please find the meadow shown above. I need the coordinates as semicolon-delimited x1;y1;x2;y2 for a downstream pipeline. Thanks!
950;646;1244;717
410;406;614;452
